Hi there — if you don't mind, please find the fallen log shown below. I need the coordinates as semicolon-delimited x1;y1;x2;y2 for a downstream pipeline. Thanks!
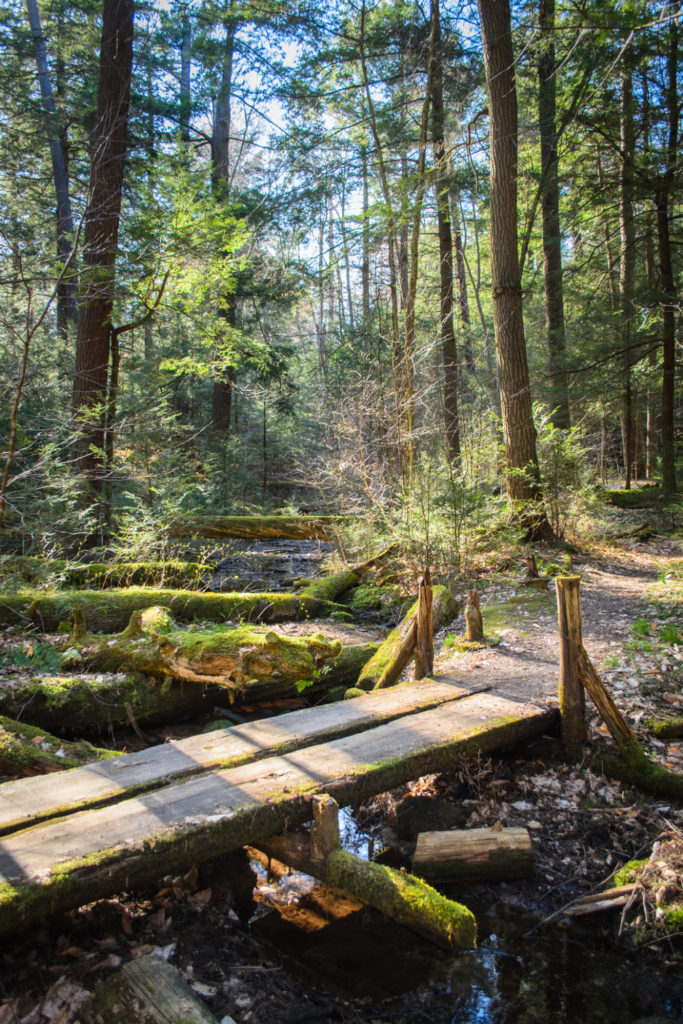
0;586;353;633
0;677;483;834
252;795;477;951
577;648;683;799
0;692;556;934
645;717;683;739
293;545;398;604
357;586;458;691
67;612;343;699
0;672;226;735
80;955;219;1024
168;514;338;542
0;558;209;590
0;715;117;778
411;826;534;882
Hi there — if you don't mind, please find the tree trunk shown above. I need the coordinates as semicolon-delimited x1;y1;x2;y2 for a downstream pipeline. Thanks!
658;22;678;495
538;0;570;429
211;15;237;430
71;0;134;488
477;0;551;538
431;2;460;464
25;0;77;340
361;142;371;352
620;69;636;491
180;13;191;145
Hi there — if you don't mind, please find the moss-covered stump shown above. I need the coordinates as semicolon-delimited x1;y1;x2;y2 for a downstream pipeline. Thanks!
0;673;226;734
0;558;209;590
0;716;117;777
357;586;459;691
66;615;343;699
0;587;353;633
168;514;339;541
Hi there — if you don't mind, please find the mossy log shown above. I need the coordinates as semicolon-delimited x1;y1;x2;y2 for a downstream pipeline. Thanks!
80;955;219;1024
253;795;477;951
0;558;208;590
67;612;343;699
0;715;117;777
0;673;227;735
645;717;683;739
0;586;353;633
577;648;683;799
412;826;534;882
168;514;339;541
357;586;458;691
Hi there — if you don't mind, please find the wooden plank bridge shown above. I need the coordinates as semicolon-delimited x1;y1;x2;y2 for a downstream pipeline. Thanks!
0;678;557;935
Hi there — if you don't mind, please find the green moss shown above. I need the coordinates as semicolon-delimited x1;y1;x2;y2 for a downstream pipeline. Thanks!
346;583;403;612
611;859;647;887
664;903;683;930
324;849;477;951
645;717;683;739
0;558;209;590
301;570;360;602
0;715;117;776
598;746;683;799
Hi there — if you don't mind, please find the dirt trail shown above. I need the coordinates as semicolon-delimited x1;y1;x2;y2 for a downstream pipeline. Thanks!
436;547;680;706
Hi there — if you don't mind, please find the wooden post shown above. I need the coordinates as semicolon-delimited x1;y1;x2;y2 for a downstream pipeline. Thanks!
556;576;587;757
414;567;434;679
464;589;484;642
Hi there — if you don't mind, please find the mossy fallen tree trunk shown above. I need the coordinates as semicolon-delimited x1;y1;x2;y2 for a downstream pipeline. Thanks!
645;717;683;740
66;611;343;700
578;648;683;799
0;715;117;777
0;673;227;735
252;795;477;951
0;558;209;590
168;515;339;542
356;586;459;691
0;586;354;633
298;546;398;604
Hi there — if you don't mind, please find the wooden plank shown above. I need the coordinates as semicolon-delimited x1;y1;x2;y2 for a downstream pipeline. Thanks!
0;693;556;935
81;955;219;1024
0;678;487;835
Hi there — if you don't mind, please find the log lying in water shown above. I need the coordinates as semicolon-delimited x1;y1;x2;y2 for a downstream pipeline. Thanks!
0;715;118;777
356;586;459;691
0;558;209;590
168;514;339;541
252;795;477;951
67;611;343;700
412;826;535;882
0;586;353;633
80;955;219;1024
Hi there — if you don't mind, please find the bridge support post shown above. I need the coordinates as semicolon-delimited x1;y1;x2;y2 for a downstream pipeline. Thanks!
556;575;587;758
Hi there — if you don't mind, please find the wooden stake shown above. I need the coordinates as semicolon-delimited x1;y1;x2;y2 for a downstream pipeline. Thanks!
414;568;434;680
555;576;587;757
464;589;484;642
374;615;417;689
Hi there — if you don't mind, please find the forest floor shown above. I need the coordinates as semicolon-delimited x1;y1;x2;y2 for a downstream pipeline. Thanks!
3;512;683;1024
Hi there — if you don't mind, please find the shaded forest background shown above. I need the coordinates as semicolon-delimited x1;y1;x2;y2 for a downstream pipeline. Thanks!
0;0;681;573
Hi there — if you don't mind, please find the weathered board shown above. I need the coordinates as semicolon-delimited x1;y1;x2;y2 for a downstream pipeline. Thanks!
412;827;534;882
0;692;556;935
0;678;487;835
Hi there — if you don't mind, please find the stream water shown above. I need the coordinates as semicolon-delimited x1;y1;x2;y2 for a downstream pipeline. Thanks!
250;810;683;1023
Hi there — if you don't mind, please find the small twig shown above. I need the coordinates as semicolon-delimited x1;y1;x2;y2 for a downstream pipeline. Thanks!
125;703;151;746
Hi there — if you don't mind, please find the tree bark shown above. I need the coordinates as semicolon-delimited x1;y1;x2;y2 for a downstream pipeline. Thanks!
431;1;460;463
658;22;678;495
361;142;371;352
538;0;570;429
412;826;534;882
25;0;77;338
71;0;134;488
555;576;586;757
620;69;636;491
180;13;192;145
211;14;237;431
477;0;551;538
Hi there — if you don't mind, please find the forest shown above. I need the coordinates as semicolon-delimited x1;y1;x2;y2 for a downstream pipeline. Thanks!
2;0;683;1021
